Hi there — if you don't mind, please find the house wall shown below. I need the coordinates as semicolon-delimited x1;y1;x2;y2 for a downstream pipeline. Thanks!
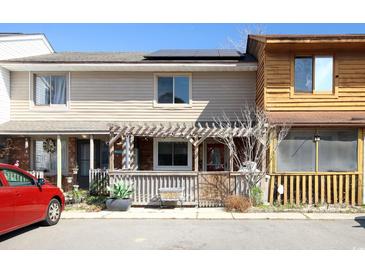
9;71;256;121
0;34;53;60
247;39;265;110
7;137;30;170
261;50;365;111
0;67;10;123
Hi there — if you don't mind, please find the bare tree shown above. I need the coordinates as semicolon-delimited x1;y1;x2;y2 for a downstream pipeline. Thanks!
213;106;289;195
225;24;266;52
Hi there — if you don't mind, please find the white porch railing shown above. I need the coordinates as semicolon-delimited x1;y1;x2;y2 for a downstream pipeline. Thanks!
109;170;198;206
90;169;253;207
89;169;109;195
28;170;45;179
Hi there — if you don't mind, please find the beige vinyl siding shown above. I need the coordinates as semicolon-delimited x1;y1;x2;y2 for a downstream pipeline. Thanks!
264;52;365;111
10;71;256;121
0;67;10;123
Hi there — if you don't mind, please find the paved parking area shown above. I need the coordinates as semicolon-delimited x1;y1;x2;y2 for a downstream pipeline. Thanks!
1;218;365;249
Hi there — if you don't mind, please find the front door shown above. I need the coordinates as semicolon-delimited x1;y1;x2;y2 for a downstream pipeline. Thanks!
77;140;100;189
206;143;225;171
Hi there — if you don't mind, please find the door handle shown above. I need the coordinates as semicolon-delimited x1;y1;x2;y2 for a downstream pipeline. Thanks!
15;191;21;197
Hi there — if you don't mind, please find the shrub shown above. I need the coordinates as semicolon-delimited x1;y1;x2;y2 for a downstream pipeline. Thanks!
224;195;251;212
107;180;134;199
250;185;263;206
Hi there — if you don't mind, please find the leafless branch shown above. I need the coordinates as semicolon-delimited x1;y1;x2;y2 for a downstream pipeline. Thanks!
213;105;290;192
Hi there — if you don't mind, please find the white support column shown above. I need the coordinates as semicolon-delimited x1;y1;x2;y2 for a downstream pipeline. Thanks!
122;136;127;169
129;135;135;170
56;135;62;189
90;134;94;170
194;142;199;172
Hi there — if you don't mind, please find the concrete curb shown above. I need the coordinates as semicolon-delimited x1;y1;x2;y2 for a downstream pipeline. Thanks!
61;209;365;220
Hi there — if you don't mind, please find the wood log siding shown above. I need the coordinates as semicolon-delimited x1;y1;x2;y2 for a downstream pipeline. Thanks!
269;173;363;206
263;52;365;111
9;71;256;121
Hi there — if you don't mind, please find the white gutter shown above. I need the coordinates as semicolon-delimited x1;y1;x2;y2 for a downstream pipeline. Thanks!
0;62;257;72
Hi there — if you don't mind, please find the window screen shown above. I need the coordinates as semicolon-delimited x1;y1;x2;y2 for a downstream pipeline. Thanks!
318;129;357;172
277;130;316;172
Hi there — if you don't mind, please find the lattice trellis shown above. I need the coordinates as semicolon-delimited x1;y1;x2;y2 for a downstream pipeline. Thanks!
107;122;249;171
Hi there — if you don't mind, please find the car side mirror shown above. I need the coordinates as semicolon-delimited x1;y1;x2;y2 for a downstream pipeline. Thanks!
36;178;45;187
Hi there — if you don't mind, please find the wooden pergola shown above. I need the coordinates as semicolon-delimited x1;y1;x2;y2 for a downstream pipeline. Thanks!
108;122;249;172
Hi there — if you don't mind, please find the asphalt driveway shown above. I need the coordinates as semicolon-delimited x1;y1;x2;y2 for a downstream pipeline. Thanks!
1;219;365;249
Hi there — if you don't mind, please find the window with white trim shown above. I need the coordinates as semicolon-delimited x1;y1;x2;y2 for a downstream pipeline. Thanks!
33;139;68;175
34;74;67;106
155;74;191;105
153;139;192;170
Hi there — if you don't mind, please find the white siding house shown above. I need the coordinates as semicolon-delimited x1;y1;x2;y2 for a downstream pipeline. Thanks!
0;34;54;124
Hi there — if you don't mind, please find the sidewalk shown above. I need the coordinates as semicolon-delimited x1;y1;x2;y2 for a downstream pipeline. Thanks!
61;208;365;220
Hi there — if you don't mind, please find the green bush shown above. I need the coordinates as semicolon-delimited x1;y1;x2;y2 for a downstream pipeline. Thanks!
250;185;263;206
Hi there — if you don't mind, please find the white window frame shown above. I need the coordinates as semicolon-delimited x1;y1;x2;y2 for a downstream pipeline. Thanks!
29;72;70;111
153;138;192;171
31;138;68;176
153;73;192;108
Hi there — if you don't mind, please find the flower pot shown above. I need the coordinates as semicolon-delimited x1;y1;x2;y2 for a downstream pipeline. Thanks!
106;198;132;211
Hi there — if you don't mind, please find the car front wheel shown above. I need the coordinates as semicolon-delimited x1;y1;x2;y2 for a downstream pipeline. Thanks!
43;198;61;226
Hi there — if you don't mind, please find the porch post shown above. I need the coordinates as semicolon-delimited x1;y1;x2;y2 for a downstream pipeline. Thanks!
229;140;234;172
89;134;94;170
194;143;199;172
56;135;62;189
109;133;115;171
122;136;127;169
129;135;135;170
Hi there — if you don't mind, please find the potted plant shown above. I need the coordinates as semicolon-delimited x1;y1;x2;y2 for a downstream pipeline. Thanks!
106;180;134;211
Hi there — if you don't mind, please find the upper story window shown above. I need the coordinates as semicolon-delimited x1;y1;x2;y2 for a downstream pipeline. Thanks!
294;56;333;94
155;74;191;106
34;74;67;106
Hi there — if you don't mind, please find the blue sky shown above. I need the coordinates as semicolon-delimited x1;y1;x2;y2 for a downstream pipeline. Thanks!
1;23;365;52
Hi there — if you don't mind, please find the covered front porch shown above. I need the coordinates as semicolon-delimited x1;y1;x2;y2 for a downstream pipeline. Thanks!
89;122;255;207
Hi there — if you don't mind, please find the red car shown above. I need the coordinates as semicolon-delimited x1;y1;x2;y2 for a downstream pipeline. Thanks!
0;163;65;236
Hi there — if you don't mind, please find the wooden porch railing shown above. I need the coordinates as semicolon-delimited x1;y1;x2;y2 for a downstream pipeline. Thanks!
269;172;363;206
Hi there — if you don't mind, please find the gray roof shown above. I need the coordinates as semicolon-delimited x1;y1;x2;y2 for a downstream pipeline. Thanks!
0;121;113;134
1;51;256;64
0;120;221;135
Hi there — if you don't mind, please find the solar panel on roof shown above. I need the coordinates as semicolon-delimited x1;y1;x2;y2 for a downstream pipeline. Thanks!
144;49;242;59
